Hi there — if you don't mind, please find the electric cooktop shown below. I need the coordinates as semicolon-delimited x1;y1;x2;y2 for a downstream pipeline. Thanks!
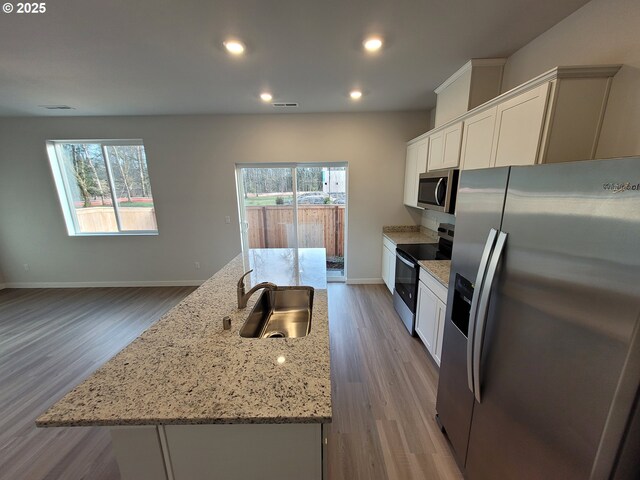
396;243;451;262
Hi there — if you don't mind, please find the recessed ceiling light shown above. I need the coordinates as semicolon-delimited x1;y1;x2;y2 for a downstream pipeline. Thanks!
350;90;363;100
363;37;383;52
260;92;273;102
223;40;245;55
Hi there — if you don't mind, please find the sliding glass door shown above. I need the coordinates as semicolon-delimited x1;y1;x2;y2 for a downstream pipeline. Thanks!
236;164;347;280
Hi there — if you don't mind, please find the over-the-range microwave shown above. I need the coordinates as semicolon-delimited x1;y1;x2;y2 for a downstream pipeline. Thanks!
417;169;459;213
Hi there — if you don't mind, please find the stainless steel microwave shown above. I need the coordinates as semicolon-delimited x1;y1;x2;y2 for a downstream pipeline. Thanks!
417;169;459;213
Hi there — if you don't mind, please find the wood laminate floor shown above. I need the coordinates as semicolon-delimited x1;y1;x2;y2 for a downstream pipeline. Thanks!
0;284;461;480
326;284;462;480
0;287;195;480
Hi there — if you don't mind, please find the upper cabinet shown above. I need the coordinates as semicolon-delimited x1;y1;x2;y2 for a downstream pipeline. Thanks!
459;106;497;171
434;59;506;128
492;82;550;168
459;66;620;171
403;135;428;207
427;122;463;171
405;64;621;208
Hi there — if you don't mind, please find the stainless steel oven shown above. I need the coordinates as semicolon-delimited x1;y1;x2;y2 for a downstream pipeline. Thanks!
393;249;421;334
392;224;454;335
417;169;459;213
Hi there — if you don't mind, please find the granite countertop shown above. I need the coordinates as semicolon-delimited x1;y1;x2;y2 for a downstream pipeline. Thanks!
418;260;451;287
37;248;331;427
382;225;439;245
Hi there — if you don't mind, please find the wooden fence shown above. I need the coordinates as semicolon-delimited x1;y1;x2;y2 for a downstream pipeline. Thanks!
76;207;157;232
246;205;345;257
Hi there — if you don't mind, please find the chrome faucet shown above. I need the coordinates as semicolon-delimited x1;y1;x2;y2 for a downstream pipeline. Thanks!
237;269;277;309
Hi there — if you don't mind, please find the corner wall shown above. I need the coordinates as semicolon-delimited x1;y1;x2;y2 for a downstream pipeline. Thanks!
502;0;640;158
0;111;429;285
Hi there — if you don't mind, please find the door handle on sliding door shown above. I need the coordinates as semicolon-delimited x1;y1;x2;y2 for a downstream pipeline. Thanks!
473;230;508;403
467;229;498;395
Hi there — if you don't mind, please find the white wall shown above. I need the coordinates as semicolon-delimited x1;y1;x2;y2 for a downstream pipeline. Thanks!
503;0;640;157
0;111;429;285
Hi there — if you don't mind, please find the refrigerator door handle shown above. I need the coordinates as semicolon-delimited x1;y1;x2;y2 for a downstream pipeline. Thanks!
473;230;508;403
467;228;498;394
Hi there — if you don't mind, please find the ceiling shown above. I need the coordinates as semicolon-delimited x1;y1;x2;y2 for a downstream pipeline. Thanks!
0;0;590;116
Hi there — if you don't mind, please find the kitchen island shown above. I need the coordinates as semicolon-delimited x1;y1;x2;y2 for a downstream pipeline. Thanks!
37;248;331;480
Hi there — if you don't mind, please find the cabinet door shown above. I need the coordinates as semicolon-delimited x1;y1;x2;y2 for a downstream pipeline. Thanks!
441;122;463;169
415;137;429;177
387;247;396;293
403;143;419;207
426;130;444;172
460;107;497;170
381;244;390;291
382;244;395;294
433;299;446;366
415;281;438;354
491;82;550;167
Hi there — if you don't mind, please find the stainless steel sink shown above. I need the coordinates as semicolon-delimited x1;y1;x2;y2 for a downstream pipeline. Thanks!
239;286;314;338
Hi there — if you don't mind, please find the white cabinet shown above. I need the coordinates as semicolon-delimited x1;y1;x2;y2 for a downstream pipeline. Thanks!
433;301;446;365
416;281;438;353
415;268;448;366
381;236;396;294
434;58;506;128
427;121;462;171
442;122;463;169
491;82;550;168
403;136;428;208
460;106;497;170
413;65;619;175
403;142;418;207
426;130;443;171
111;424;323;480
166;424;322;480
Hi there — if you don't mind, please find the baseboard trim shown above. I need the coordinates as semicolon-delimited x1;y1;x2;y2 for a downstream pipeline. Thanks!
3;280;204;289
346;278;385;285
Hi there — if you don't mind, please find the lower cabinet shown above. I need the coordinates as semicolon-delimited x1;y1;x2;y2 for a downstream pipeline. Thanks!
415;271;447;366
111;423;325;480
381;236;396;294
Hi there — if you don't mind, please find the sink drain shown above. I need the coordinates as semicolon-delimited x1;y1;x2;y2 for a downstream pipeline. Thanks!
264;331;286;338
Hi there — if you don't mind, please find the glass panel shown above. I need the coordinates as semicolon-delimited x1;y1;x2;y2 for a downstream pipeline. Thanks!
296;166;345;276
57;143;118;233
104;145;157;231
240;167;296;249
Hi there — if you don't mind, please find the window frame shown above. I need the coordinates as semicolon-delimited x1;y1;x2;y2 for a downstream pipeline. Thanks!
46;139;159;237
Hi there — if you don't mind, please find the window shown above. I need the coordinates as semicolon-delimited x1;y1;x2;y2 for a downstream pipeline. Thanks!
46;140;158;235
236;163;347;279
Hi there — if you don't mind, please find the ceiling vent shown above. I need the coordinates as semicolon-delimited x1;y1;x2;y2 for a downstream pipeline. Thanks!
272;102;299;108
39;105;75;110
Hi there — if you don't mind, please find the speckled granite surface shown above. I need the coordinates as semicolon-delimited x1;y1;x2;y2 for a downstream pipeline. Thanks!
382;225;421;233
383;226;439;245
419;260;451;287
37;249;331;427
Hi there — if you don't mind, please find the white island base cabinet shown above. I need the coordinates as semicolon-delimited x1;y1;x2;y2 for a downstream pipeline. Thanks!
111;423;325;480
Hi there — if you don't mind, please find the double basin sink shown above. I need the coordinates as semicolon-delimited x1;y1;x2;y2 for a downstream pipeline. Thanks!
239;286;314;338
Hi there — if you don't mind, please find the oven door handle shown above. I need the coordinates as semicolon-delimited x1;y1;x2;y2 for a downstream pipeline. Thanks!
395;250;416;268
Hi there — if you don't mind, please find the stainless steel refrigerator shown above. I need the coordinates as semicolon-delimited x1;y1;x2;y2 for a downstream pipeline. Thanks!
436;158;640;479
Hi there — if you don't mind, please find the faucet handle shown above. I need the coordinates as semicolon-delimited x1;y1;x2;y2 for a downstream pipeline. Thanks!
238;269;253;288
